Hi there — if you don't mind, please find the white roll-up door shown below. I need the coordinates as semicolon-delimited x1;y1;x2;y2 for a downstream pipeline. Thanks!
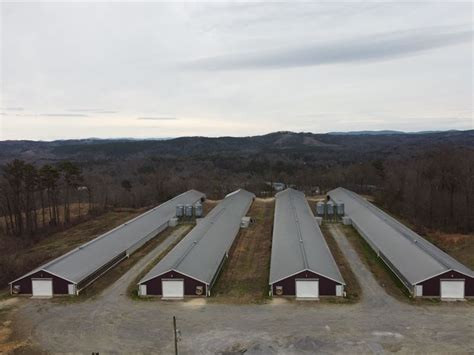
296;280;319;298
162;280;184;299
139;284;147;296
32;279;53;297
440;280;464;299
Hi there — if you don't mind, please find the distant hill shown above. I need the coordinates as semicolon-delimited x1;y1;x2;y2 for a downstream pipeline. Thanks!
326;130;463;135
0;130;472;165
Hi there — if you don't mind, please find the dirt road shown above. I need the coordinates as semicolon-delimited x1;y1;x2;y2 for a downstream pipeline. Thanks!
9;224;474;354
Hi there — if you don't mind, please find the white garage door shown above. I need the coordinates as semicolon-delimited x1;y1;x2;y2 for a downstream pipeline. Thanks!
296;280;319;299
32;279;53;297
441;280;464;299
162;280;184;299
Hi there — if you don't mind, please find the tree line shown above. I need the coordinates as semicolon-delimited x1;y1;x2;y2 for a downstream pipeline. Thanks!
0;159;91;236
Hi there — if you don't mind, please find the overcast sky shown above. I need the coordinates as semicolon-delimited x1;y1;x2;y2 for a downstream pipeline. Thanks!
1;1;473;140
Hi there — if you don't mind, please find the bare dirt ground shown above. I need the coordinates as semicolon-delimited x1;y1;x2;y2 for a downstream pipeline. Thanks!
3;223;473;354
212;198;274;303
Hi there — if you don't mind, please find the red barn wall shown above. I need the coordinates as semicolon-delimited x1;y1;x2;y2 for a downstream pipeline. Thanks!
417;270;474;297
11;270;72;295
142;270;207;296
272;270;342;297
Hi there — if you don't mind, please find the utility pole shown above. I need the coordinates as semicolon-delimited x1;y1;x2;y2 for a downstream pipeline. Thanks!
173;316;178;355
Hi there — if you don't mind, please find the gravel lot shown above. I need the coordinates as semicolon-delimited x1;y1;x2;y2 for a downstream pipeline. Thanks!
10;224;474;354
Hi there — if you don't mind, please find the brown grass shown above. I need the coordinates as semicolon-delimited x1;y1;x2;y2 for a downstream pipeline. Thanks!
202;199;220;215
211;198;274;304
0;202;96;230
320;224;361;303
422;231;474;270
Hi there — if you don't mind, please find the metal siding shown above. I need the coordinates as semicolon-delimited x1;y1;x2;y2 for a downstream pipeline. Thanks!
272;270;340;296
12;271;72;295
142;270;206;297
417;270;474;297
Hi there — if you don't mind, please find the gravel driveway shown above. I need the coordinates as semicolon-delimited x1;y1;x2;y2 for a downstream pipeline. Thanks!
12;225;474;354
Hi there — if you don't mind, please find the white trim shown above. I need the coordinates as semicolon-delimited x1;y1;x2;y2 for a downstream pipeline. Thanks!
413;269;468;286
140;268;208;286
10;269;77;286
270;268;345;287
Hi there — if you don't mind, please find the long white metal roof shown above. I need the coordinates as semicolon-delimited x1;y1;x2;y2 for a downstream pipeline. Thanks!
11;190;205;285
327;187;474;285
269;188;345;285
140;189;255;285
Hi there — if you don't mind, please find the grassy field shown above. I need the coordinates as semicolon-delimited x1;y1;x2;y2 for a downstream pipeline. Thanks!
320;224;361;303
211;198;274;303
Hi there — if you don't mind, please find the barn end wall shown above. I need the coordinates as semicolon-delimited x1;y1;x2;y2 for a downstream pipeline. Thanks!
417;270;474;297
271;270;342;297
11;271;73;295
142;270;207;297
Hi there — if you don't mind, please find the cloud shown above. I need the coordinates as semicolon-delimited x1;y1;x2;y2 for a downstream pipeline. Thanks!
184;26;473;70
68;109;117;114
137;117;177;121
1;107;24;111
39;113;89;117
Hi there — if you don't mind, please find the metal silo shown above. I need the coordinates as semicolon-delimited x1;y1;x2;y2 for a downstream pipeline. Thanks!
185;204;193;217
176;204;184;218
326;201;334;215
336;202;345;216
194;203;203;217
316;202;325;216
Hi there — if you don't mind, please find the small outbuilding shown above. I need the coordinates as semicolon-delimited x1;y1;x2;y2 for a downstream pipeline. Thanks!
138;189;255;298
269;188;345;299
328;187;474;300
9;190;205;297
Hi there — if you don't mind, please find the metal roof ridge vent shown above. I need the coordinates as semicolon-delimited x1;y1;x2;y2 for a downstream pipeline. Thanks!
289;192;309;270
